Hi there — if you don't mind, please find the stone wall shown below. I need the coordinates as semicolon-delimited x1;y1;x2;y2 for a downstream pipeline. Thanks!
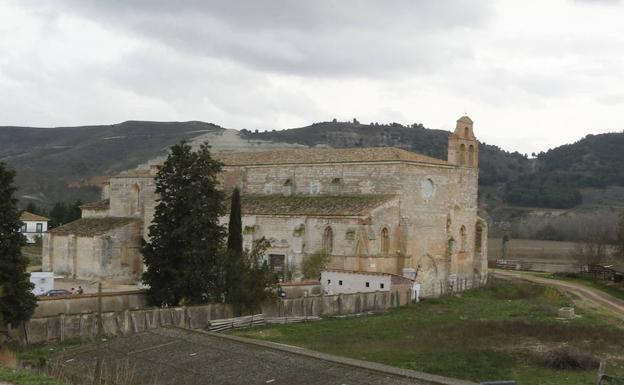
34;291;147;318
42;221;143;283
23;290;411;344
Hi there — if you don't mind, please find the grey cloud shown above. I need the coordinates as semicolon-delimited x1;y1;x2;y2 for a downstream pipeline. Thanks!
42;0;491;77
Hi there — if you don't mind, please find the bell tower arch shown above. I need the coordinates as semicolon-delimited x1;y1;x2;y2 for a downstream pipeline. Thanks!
447;116;479;168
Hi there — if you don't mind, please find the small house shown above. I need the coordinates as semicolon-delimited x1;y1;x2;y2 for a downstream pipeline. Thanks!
20;211;49;244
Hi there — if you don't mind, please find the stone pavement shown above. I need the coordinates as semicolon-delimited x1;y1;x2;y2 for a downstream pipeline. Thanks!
53;327;477;385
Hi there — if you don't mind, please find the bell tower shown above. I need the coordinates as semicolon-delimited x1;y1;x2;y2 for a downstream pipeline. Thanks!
447;116;478;168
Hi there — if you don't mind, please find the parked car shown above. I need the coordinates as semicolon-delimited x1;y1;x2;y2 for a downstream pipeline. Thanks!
41;289;71;297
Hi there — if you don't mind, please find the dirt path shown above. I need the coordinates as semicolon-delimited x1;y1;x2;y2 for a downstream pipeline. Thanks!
492;269;624;319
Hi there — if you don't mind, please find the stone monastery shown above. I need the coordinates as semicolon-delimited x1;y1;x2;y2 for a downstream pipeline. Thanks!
42;116;487;297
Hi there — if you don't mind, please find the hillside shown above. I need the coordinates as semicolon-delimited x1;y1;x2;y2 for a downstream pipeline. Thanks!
0;121;223;205
240;121;532;187
2;119;623;220
505;132;624;209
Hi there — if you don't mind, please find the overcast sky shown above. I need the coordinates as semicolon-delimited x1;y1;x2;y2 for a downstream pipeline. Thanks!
1;0;623;154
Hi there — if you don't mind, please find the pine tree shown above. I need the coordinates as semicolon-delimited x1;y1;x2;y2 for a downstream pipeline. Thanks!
227;188;243;254
25;202;40;215
65;200;83;223
0;162;37;326
49;202;67;228
141;142;225;306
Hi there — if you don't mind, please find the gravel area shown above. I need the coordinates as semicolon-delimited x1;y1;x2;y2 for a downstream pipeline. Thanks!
52;327;465;385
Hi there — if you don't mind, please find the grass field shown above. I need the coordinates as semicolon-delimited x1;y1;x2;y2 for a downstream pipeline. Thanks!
0;365;66;385
21;244;42;271
234;279;624;385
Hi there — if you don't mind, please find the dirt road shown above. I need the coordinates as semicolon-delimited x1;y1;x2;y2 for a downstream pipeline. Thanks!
492;269;624;319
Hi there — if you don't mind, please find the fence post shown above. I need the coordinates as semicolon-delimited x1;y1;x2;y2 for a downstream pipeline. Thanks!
597;361;606;385
59;314;65;342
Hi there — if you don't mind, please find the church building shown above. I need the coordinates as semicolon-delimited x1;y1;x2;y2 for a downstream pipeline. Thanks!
42;116;487;297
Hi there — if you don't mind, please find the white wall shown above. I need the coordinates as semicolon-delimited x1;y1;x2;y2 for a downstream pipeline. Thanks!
321;270;391;295
22;220;48;243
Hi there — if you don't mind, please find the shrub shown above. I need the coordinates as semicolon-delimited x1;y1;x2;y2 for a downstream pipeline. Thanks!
301;251;331;280
540;345;599;370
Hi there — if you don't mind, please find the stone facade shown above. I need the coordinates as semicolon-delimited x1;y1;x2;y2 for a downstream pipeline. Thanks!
42;116;487;296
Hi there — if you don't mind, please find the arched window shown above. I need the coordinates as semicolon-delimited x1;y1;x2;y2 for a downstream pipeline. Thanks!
475;223;483;253
322;226;333;254
131;183;141;214
468;145;475;166
460;225;467;252
380;228;389;255
464;127;470;138
446;214;452;233
459;144;466;165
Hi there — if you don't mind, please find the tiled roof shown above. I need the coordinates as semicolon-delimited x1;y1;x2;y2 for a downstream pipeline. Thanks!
49;217;139;236
80;199;110;211
20;211;49;222
215;147;449;166
241;194;395;216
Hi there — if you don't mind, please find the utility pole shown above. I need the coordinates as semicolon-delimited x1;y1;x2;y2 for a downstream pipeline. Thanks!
94;282;103;384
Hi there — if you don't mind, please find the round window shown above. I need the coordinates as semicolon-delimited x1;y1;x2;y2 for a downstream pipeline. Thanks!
421;178;434;199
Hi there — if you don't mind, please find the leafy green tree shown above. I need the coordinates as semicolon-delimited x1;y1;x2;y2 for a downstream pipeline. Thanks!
226;238;275;315
301;250;331;280
0;162;37;327
142;142;225;306
227;188;243;254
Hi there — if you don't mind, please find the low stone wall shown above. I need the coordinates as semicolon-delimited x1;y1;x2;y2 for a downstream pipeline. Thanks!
24;289;411;344
34;291;147;318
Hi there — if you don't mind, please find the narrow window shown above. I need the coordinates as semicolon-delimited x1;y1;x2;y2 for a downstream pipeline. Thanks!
36;223;43;233
468;145;475;166
339;280;343;286
365;282;370;288
460;226;467;252
459;144;466;165
380;228;389;255
475;223;483;253
380;283;385;289
323;226;334;254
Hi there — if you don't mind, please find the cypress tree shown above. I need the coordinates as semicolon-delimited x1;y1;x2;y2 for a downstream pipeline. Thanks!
0;162;37;326
141;142;225;306
227;188;243;254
